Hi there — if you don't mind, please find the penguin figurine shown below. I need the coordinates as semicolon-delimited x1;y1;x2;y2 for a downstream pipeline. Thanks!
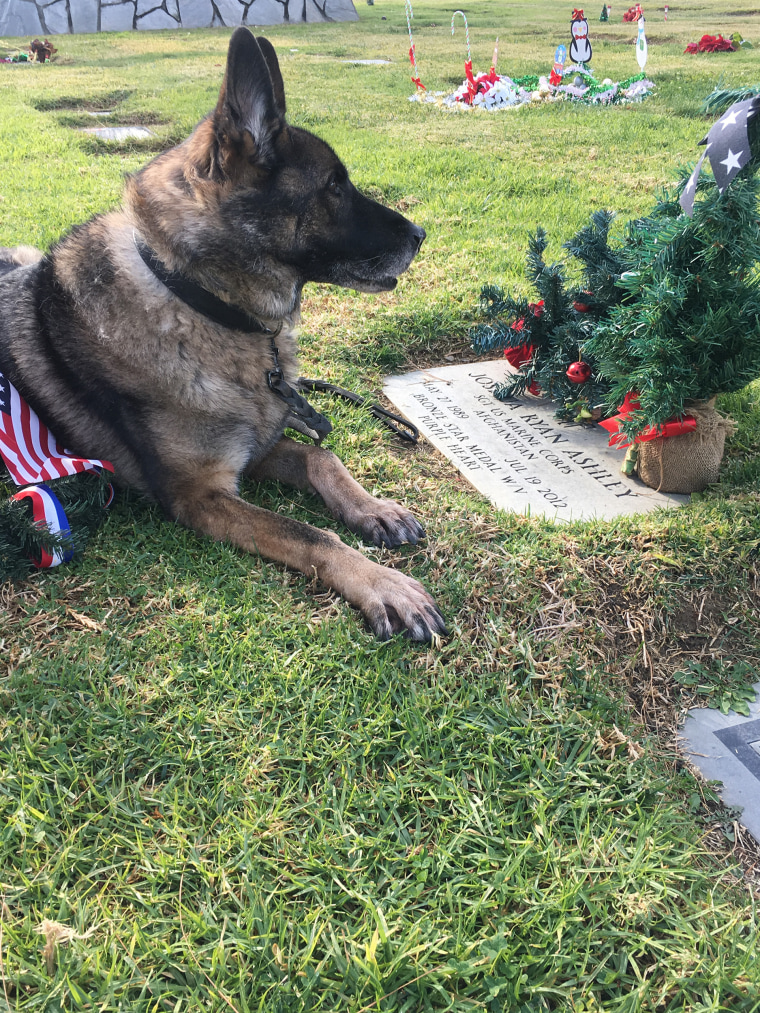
569;8;592;65
636;15;648;70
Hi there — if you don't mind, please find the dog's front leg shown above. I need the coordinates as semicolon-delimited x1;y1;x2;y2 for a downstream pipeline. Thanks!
247;437;425;549
173;480;445;642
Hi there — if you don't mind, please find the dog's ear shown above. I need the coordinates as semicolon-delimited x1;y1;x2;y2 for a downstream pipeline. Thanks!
214;28;285;161
255;35;286;118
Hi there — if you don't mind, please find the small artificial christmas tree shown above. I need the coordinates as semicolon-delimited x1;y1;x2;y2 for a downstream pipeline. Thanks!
470;211;624;422
471;95;760;492
585;101;760;442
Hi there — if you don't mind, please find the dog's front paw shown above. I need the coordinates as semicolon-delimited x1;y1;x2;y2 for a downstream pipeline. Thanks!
342;497;426;549
357;564;446;642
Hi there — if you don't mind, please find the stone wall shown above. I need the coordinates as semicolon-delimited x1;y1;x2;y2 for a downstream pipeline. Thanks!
0;0;357;35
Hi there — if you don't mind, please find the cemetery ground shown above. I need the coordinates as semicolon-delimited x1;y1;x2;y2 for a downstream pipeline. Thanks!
2;1;760;1008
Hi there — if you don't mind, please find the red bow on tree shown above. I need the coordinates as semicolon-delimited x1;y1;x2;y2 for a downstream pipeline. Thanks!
599;392;697;448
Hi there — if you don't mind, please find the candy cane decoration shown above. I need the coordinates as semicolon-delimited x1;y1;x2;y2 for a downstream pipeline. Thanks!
405;0;425;90
451;10;471;64
451;10;476;99
488;37;499;82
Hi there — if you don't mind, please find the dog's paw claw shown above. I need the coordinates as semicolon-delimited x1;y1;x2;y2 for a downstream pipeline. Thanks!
356;567;445;643
349;498;427;549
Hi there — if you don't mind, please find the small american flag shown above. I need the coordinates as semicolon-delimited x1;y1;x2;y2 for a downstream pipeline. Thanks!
0;369;113;486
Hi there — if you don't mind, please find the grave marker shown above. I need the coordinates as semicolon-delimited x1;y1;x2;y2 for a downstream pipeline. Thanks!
384;359;687;521
680;687;760;845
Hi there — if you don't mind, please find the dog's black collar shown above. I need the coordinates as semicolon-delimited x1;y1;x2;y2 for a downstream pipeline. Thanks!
135;238;332;443
135;240;275;335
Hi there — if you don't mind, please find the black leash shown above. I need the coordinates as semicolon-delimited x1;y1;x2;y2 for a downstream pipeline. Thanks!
298;379;419;444
135;238;417;445
268;341;333;444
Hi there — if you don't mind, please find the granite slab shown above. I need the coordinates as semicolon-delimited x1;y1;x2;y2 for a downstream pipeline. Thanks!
383;359;688;521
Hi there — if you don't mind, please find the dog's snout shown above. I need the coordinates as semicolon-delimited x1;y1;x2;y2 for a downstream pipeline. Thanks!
411;225;426;253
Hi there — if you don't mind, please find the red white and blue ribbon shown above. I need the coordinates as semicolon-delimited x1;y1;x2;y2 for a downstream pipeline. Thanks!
1;370;115;569
11;483;74;568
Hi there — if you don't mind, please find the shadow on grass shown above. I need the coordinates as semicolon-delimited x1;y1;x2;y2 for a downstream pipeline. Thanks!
30;90;134;111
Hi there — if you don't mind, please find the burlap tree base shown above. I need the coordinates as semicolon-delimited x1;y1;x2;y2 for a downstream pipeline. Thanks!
636;401;736;494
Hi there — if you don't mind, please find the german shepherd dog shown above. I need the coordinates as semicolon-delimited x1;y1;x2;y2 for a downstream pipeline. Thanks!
0;28;446;642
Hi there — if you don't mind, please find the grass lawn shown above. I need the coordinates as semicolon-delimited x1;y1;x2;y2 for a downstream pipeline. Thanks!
2;1;760;1009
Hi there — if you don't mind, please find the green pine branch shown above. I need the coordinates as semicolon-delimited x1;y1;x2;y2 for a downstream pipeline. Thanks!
0;470;114;582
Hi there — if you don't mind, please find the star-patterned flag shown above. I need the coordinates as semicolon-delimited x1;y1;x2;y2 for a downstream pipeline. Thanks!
0;370;113;486
680;95;760;216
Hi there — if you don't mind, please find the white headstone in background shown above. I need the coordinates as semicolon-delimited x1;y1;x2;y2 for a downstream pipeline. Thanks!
384;359;688;521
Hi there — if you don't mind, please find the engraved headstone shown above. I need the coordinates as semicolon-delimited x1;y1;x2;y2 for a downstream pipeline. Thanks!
680;686;760;845
383;359;688;521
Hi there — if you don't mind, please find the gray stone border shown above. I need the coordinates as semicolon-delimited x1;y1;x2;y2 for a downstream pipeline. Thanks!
0;0;357;36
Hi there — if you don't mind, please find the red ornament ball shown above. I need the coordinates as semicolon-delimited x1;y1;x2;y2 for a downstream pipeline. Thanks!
566;361;592;384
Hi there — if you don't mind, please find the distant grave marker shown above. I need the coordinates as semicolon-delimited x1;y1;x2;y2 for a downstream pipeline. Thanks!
680;687;760;845
383;359;687;521
80;125;154;140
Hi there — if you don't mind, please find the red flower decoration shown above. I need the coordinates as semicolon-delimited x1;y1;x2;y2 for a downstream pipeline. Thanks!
504;344;541;396
685;33;736;53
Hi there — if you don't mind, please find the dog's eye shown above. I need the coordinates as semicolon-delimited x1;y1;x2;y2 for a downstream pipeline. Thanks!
327;177;342;196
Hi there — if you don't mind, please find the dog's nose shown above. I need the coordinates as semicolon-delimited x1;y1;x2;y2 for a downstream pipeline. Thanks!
410;225;426;253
